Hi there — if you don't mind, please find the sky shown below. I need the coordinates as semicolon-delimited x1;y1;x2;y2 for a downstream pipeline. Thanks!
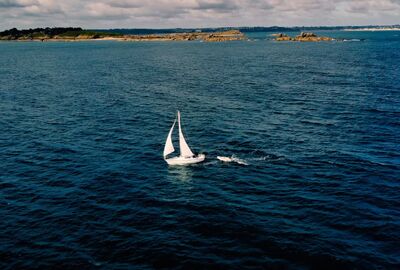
0;0;400;30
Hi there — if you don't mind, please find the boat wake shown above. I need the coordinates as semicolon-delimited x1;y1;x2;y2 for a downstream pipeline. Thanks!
343;38;362;42
217;155;249;165
215;151;284;166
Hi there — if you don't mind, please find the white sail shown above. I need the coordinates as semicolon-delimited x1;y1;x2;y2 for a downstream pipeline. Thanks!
163;119;176;158
177;111;195;158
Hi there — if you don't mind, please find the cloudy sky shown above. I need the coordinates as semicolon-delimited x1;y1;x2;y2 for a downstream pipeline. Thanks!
1;0;399;30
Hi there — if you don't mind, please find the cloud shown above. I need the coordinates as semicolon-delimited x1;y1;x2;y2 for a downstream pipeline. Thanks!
344;0;400;13
0;0;22;8
1;0;400;30
195;0;238;11
0;0;37;8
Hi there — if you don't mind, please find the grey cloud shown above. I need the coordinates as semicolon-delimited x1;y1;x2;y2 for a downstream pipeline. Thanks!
84;1;191;20
195;0;238;11
0;0;36;8
343;0;400;13
0;0;22;7
106;0;142;8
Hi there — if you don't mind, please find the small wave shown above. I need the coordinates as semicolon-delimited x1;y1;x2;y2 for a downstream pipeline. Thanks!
250;156;270;161
300;119;335;126
366;108;400;114
249;151;283;161
203;160;219;166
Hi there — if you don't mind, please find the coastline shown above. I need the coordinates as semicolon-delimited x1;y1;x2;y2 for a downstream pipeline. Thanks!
343;27;400;31
0;30;246;42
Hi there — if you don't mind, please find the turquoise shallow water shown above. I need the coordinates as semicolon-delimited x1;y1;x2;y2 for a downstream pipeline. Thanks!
0;31;399;269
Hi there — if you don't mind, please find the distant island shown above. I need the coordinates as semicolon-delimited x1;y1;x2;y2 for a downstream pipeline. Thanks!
273;32;336;42
0;27;245;42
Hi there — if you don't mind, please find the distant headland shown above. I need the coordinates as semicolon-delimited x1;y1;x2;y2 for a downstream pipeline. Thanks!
0;27;245;42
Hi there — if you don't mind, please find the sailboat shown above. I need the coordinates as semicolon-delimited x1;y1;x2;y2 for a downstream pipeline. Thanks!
163;111;205;165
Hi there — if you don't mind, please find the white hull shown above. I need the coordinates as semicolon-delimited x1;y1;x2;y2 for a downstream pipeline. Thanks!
165;154;205;165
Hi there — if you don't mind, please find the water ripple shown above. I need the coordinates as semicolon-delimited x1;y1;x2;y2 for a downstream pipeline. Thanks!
1;32;400;269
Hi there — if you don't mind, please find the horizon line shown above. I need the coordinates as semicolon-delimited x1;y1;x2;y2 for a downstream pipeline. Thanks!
2;24;400;32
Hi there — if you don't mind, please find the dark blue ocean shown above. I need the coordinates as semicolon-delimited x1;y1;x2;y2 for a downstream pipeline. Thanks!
1;31;399;269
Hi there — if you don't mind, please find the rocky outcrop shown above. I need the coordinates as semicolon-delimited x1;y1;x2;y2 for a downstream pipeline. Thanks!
203;30;245;42
295;32;334;41
273;33;292;41
275;32;335;42
121;30;245;42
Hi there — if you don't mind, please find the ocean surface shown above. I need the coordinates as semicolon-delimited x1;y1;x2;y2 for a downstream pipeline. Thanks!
1;31;399;269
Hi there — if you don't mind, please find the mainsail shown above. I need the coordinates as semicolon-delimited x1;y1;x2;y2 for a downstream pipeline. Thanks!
163;119;176;157
177;111;195;158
